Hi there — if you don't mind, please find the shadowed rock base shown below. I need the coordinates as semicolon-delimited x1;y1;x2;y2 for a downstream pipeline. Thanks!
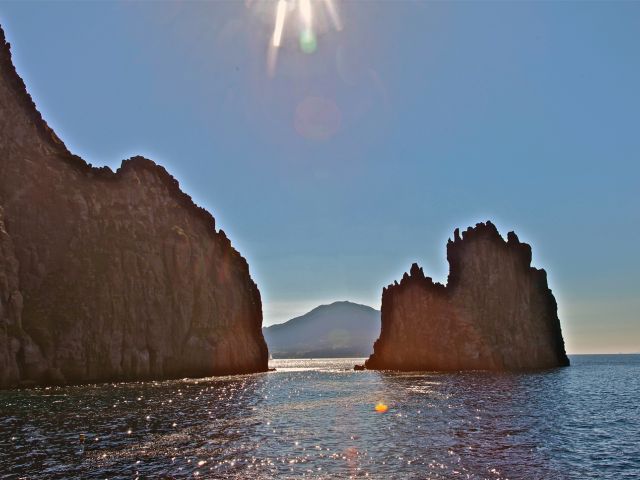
360;222;569;372
0;25;268;387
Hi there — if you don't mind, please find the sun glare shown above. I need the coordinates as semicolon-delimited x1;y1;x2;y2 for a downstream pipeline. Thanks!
272;0;288;47
259;0;343;76
299;0;313;29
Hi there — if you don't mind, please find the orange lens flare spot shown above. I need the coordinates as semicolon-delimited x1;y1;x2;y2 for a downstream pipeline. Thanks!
374;402;388;413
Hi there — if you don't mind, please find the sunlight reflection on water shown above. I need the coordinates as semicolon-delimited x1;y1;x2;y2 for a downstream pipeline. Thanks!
1;355;639;479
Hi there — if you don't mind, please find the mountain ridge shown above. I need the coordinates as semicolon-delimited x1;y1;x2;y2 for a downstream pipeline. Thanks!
264;301;380;358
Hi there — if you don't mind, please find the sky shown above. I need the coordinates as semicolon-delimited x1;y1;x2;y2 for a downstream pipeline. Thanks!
0;1;638;353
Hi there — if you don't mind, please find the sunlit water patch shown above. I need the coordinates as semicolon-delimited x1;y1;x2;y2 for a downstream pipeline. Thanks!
1;355;639;478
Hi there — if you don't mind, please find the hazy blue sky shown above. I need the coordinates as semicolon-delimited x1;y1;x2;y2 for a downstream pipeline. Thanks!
1;1;638;353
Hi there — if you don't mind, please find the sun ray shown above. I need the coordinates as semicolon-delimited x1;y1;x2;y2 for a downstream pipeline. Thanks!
299;0;313;30
260;0;344;76
323;0;342;31
272;0;288;47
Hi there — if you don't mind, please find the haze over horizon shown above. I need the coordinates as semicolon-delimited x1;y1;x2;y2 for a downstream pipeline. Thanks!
0;1;638;354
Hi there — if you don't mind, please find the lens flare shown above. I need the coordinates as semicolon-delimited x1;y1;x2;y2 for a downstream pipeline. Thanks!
259;0;344;75
299;29;317;54
375;402;389;413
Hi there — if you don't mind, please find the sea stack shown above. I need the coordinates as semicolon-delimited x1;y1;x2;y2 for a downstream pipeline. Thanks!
0;26;268;387
363;222;569;371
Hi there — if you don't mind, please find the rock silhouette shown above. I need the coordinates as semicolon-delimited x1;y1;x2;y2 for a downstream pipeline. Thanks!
0;26;268;387
363;222;569;371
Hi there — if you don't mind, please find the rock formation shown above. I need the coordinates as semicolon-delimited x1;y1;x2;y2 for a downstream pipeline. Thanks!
363;222;569;371
0;26;268;387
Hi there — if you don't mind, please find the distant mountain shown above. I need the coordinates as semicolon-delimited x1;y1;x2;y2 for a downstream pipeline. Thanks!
263;301;381;358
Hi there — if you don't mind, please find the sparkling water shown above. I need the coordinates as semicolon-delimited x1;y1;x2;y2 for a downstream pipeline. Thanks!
1;355;638;479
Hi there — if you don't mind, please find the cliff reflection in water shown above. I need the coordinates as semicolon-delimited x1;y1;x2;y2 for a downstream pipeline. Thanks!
1;356;639;479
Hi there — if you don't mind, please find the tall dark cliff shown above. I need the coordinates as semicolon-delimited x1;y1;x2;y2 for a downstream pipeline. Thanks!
0;26;268;387
364;222;569;371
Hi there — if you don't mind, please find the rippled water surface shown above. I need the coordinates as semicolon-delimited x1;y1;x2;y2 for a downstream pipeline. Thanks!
1;355;639;479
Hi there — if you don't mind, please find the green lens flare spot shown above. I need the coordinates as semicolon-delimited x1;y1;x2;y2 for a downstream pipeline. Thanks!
299;29;317;54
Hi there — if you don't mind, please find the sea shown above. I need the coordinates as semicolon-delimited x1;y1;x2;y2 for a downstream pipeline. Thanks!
1;355;638;479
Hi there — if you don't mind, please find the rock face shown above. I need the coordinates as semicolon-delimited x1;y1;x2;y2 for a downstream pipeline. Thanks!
364;222;569;371
0;26;268;387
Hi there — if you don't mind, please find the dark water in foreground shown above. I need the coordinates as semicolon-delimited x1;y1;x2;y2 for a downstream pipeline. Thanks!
1;355;639;479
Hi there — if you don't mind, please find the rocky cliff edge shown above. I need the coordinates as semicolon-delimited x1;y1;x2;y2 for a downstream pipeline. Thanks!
0;25;268;387
363;221;569;371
